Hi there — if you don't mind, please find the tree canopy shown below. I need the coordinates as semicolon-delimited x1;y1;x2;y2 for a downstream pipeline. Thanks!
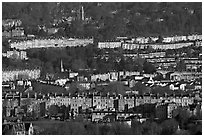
3;2;202;39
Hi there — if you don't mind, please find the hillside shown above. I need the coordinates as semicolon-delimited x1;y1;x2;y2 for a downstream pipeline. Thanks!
2;2;202;40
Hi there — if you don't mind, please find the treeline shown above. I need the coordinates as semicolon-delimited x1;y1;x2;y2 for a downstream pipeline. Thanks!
3;43;157;76
2;2;202;40
25;45;156;75
35;117;201;135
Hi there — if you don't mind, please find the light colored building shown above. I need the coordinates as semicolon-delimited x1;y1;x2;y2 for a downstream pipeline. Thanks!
170;72;202;81
162;34;202;43
122;43;140;50
91;111;113;122
93;95;102;110
187;34;202;41
10;38;93;50
2;19;22;28
12;27;25;37
139;52;166;58
100;96;114;110
135;97;145;106
149;42;194;50
2;69;41;82
167;102;178;118
118;96;135;112
195;40;202;47
2;50;28;60
91;71;140;82
98;41;122;49
135;37;150;44
146;57;175;64
181;97;194;107
2;30;12;37
48;96;70;107
70;96;92;113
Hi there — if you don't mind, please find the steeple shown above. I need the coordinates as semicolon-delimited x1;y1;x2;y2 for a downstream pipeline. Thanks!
60;59;64;72
177;125;181;131
81;6;84;21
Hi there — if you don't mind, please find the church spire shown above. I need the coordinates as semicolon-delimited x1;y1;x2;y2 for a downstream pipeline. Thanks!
61;59;64;72
81;6;84;21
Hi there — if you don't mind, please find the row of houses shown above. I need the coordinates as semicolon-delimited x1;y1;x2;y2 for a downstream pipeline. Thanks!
2;97;46;119
116;34;202;44
2;19;22;28
82;70;201;84
44;93;202;122
138;52;166;58
155;101;202;120
2;50;28;60
162;34;202;43
5;71;201;90
154;62;201;72
100;52;166;60
2;69;41;82
2;27;25;38
123;52;201;71
90;71;140;82
3;96;201;125
182;57;202;64
118;34;201;44
2;67;201;88
52;94;198;110
148;42;194;50
92;101;202;122
9;38;94;50
170;72;202;81
147;57;202;65
98;41;195;50
146;57;176;64
2;92;201;117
